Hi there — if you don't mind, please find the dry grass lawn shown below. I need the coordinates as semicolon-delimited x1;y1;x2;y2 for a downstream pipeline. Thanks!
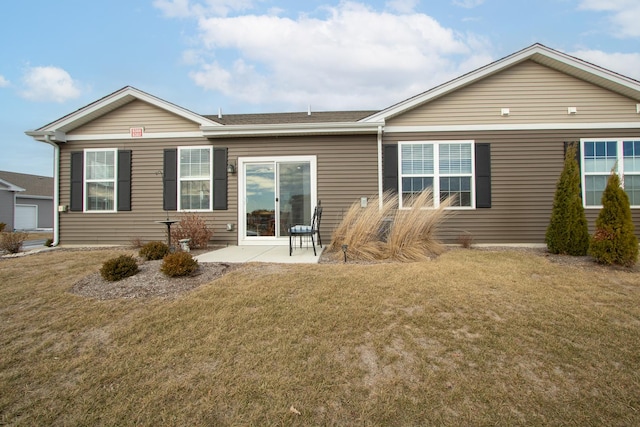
1;248;639;425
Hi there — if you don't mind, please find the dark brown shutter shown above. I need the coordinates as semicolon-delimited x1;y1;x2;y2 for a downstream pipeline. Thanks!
163;149;177;211
117;150;132;211
213;147;228;210
475;143;491;208
70;151;83;212
383;144;398;193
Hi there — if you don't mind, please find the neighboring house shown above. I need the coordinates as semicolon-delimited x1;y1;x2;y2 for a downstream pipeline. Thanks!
0;171;54;231
26;44;640;247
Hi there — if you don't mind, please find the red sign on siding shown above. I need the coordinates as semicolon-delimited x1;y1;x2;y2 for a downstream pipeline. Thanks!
130;127;144;137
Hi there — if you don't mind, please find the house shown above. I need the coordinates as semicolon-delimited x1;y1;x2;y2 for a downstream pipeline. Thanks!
0;171;54;231
26;44;640;247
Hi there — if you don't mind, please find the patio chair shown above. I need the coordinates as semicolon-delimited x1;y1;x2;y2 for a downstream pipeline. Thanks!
288;206;323;256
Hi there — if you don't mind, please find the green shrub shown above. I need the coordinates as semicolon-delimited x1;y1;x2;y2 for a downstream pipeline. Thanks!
100;255;139;282
545;142;590;255
588;171;638;267
139;240;170;260
0;231;28;254
44;238;54;247
170;214;213;249
161;251;198;277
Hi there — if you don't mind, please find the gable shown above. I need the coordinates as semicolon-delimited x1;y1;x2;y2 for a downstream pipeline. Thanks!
387;60;640;127
67;99;203;136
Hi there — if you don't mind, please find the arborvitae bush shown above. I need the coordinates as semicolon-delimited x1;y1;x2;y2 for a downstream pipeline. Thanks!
588;171;638;266
170;214;213;249
161;251;198;277
139;241;170;260
100;255;139;281
545;143;590;255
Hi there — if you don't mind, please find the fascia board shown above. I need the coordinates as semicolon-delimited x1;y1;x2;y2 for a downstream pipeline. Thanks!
0;178;25;192
202;122;383;137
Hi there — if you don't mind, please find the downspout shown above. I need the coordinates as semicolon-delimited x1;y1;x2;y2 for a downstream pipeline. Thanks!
377;125;383;210
43;134;60;246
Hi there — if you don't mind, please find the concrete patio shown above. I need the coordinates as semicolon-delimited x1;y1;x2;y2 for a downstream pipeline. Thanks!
195;245;323;264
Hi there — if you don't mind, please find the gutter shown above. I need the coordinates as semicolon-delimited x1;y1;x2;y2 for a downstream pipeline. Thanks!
377;125;383;209
202;121;383;138
43;134;60;246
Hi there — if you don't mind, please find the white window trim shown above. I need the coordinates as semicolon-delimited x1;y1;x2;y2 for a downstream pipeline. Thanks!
83;148;117;213
398;140;476;210
581;138;640;209
177;146;213;212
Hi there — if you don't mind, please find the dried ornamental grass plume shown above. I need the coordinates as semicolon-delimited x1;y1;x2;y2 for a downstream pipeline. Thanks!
329;189;454;262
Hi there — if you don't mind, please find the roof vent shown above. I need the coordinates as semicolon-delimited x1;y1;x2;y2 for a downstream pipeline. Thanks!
218;108;222;119
308;105;311;116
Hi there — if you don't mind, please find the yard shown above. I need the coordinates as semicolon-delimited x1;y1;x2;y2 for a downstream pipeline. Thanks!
1;248;639;425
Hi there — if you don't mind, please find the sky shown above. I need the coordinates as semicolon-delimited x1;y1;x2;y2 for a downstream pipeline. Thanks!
1;0;639;177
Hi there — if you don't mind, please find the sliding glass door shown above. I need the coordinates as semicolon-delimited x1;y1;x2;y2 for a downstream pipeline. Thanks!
240;156;316;244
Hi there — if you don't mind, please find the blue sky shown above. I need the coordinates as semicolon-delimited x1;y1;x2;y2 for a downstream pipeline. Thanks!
1;0;639;177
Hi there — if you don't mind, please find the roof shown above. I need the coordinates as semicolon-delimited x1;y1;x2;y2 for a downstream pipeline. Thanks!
0;171;53;198
27;86;221;142
205;110;379;125
362;43;640;122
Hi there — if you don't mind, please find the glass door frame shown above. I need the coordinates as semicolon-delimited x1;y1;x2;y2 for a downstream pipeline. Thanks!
238;155;317;245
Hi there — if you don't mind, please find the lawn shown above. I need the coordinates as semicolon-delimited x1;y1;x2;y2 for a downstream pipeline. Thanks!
1;248;639;425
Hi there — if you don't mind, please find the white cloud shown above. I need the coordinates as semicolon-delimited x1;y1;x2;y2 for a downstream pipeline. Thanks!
171;1;492;109
0;75;9;87
579;0;640;38
452;0;484;8
570;49;640;81
20;66;82;103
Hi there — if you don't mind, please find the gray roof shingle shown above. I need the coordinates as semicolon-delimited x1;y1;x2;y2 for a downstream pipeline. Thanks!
204;110;379;125
0;171;53;198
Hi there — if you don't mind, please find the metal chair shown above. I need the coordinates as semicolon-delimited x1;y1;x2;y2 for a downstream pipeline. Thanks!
288;206;323;256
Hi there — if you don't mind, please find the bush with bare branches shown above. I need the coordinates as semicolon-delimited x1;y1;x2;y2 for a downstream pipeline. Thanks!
329;189;453;262
169;214;213;249
0;232;29;254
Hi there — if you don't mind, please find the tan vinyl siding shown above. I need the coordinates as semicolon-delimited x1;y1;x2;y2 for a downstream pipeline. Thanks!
67;100;201;135
57;134;378;246
385;128;640;243
388;60;640;126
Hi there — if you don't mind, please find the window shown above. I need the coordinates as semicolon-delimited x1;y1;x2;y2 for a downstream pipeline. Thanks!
582;139;640;207
85;149;116;211
178;146;212;211
399;141;474;208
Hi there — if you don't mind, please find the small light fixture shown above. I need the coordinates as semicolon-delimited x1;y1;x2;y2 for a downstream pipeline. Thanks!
636;104;640;114
500;108;510;116
227;160;236;174
226;223;235;231
568;107;577;115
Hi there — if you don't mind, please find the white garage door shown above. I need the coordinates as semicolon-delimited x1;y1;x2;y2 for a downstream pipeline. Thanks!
15;205;37;230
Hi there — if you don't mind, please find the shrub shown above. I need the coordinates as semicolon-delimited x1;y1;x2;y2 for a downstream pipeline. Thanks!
0;222;6;232
139;241;170;260
170;214;213;249
44;238;54;247
457;232;474;249
100;255;139;282
545;142;590;255
588;171;638;267
0;231;28;254
329;188;453;262
161;251;199;277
